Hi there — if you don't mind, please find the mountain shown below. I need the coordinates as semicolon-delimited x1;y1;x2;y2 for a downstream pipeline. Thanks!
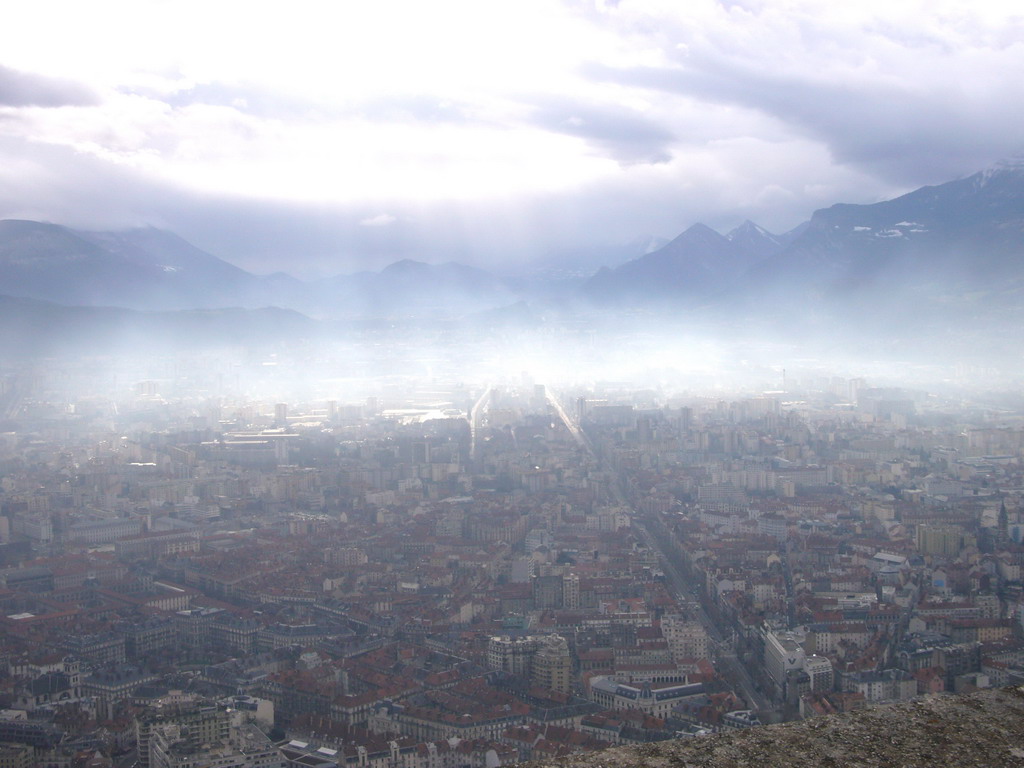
726;219;786;260
580;158;1024;332
0;293;316;357
0;220;278;310
776;220;811;247
4;157;1024;333
751;157;1024;296
522;234;672;276
583;221;786;303
75;226;261;304
0;220;522;319
728;157;1024;337
0;220;171;308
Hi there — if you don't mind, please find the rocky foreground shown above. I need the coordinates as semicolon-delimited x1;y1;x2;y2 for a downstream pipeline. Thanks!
527;687;1024;768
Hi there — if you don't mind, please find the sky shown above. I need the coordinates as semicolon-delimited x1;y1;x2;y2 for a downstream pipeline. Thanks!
0;0;1022;276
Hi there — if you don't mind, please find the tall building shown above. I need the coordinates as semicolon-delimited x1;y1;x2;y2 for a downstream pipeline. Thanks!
273;403;288;426
533;574;563;609
916;525;971;557
531;635;572;694
149;721;283;768
136;704;231;768
662;616;710;661
804;655;834;692
563;573;580;610
764;629;806;690
488;634;572;693
487;636;538;676
635;416;651;443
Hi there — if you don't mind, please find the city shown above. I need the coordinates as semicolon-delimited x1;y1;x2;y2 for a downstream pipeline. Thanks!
1;3;1023;765
1;355;1022;767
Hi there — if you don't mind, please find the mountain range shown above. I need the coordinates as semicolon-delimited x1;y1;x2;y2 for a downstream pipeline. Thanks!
0;219;522;318
584;158;1024;316
583;219;802;304
1;158;1022;354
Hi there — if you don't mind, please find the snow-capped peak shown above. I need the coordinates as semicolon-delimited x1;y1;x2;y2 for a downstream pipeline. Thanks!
726;220;772;241
976;155;1024;187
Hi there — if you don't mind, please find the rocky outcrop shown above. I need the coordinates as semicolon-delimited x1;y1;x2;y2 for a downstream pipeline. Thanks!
526;687;1024;768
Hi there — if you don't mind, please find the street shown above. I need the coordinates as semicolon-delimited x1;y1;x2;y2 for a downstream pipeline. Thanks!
546;386;773;715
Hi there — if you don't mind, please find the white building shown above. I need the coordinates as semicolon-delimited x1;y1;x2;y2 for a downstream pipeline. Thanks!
588;677;703;718
763;629;806;688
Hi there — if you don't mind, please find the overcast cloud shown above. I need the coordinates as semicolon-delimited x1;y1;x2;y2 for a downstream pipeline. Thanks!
0;0;1020;275
0;65;98;107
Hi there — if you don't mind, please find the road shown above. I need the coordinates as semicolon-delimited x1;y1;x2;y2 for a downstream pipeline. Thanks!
545;385;773;714
545;389;591;453
468;384;491;463
636;514;773;714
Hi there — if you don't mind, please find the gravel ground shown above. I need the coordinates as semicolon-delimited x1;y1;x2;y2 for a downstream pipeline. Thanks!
526;687;1024;768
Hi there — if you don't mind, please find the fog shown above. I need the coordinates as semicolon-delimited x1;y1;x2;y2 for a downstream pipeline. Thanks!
2;311;1019;423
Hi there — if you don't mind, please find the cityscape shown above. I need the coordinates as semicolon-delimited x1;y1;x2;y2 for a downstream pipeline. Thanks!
2;2;1024;766
1;347;1023;767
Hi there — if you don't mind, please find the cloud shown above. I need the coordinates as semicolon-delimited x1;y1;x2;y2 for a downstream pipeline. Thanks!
585;59;1021;185
526;96;676;165
577;3;1024;185
0;64;98;107
360;213;397;227
0;121;912;277
0;1;1021;277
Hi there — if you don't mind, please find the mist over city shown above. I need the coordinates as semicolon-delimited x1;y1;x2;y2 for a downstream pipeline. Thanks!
2;3;1024;767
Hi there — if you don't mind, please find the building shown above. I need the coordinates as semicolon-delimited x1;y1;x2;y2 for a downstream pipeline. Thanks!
532;575;563;609
844;669;916;703
488;636;539;677
588;678;703;718
804;655;834;693
135;703;232;768
0;743;34;768
763;629;806;691
121;616;177;659
563;573;580;609
661;616;710;661
149;721;283;768
531;635;572;694
83;665;158;719
916;525;972;557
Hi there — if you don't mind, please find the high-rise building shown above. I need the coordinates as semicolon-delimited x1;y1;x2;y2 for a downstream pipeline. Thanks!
804;655;834;692
563;573;580;610
916;525;971;557
533;574;564;609
137;703;283;768
531;635;572;693
662;616;710;661
764;629;806;689
487;636;537;676
274;402;288;425
488;634;572;693
136;704;230;768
